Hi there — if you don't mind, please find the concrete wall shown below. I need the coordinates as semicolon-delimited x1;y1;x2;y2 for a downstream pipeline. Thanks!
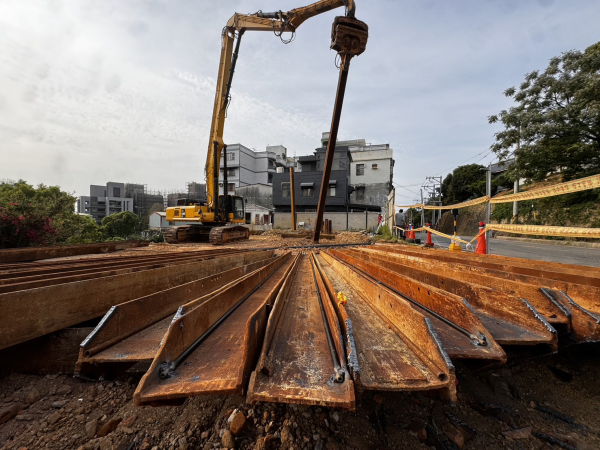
274;211;380;231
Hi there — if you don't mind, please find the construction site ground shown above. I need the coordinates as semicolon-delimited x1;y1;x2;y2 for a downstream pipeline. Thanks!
1;231;599;450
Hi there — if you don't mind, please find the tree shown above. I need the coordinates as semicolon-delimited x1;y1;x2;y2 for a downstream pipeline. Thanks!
0;180;102;248
489;41;600;182
441;164;486;205
101;211;139;239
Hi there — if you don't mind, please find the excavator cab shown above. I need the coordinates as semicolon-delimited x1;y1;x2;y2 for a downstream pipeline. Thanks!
218;195;245;222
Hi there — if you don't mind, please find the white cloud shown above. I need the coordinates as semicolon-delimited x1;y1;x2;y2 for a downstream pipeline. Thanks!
0;0;598;205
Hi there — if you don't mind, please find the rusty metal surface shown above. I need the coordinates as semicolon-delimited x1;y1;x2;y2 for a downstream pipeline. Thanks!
0;249;249;293
376;244;600;287
247;254;356;410
134;253;293;405
75;255;276;376
0;251;273;351
357;247;600;342
341;247;557;349
0;248;245;278
327;249;506;362
315;253;454;397
0;240;150;263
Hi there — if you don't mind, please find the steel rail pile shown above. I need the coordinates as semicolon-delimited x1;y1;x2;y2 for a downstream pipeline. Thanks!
2;242;599;410
0;248;261;350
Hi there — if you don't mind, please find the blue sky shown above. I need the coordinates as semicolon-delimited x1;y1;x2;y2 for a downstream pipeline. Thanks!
1;0;598;203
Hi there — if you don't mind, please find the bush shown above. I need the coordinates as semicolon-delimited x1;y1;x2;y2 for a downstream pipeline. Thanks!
101;211;139;239
0;180;96;248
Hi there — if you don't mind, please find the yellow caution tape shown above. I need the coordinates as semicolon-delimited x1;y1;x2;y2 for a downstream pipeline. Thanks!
393;226;470;245
395;196;489;211
490;174;600;204
486;223;600;238
337;291;347;307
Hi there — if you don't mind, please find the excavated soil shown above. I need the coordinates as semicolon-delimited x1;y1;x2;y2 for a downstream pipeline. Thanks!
0;345;598;450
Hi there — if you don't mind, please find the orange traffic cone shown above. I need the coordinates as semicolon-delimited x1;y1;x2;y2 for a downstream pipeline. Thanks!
408;224;415;240
425;223;433;247
475;221;487;254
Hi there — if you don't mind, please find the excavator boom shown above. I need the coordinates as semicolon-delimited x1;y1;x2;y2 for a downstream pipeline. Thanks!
165;0;356;245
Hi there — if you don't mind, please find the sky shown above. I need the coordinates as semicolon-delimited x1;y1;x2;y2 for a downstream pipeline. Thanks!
1;0;599;204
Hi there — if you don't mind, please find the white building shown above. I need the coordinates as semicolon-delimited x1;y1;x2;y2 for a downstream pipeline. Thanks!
218;144;291;195
77;182;134;225
348;144;395;207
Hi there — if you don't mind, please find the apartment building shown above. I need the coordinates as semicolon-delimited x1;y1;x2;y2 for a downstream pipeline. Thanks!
218;144;291;195
77;182;134;224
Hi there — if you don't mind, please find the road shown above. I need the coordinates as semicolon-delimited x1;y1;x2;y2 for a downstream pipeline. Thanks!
413;231;600;268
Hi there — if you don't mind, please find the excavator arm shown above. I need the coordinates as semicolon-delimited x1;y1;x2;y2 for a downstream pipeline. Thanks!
205;0;355;210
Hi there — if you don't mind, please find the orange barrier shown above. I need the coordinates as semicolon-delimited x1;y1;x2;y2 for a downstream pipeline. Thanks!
475;222;487;254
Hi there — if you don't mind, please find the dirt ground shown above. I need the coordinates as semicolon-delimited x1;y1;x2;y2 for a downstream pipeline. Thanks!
0;344;598;450
44;232;373;263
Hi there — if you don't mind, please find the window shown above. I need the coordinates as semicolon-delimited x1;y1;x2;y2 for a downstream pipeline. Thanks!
302;187;313;197
227;152;235;161
268;173;273;183
356;187;365;201
327;185;336;197
113;187;121;197
227;183;235;192
356;164;364;176
227;169;236;177
281;182;290;198
245;212;251;224
372;163;378;169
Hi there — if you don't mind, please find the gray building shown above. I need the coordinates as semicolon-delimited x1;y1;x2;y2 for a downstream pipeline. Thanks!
124;183;164;216
77;182;134;224
218;144;291;195
272;134;394;213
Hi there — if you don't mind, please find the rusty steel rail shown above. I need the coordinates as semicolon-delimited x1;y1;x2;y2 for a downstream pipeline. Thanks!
340;248;558;349
376;244;600;287
134;253;296;405
247;254;356;409
0;250;274;350
359;247;600;343
0;250;249;293
314;252;455;399
0;240;150;264
75;255;280;378
327;249;506;363
0;247;247;276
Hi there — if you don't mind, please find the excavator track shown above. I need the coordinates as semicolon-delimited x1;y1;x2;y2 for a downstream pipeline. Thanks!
209;225;250;245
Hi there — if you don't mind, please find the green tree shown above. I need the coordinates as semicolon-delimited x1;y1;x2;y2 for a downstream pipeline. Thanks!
101;211;139;239
0;180;101;248
441;164;486;204
489;41;600;182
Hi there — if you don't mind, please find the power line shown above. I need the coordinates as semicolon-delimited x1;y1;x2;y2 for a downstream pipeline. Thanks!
433;148;494;176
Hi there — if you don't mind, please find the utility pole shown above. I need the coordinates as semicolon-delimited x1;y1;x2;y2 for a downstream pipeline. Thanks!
289;167;296;231
420;189;425;228
485;163;492;255
513;135;520;223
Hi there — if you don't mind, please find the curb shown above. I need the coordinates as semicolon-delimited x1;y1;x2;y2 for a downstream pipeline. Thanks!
494;235;600;249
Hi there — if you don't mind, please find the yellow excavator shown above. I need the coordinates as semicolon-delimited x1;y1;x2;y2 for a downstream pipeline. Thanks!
164;0;357;244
